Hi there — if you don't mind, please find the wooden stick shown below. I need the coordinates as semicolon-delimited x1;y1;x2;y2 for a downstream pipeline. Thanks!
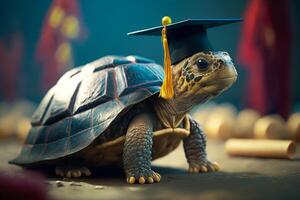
203;105;236;140
225;139;296;159
235;109;260;138
204;117;234;140
253;115;286;139
287;113;300;142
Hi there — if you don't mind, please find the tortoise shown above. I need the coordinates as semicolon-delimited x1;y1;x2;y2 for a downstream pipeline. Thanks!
10;52;237;184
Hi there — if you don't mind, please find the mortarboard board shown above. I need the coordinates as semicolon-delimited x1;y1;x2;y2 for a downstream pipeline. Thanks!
128;17;242;99
128;18;242;64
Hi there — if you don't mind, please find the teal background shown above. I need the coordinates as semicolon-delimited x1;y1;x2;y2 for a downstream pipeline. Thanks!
0;0;299;110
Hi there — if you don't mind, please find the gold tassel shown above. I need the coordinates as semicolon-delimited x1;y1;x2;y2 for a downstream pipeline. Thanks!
160;16;174;99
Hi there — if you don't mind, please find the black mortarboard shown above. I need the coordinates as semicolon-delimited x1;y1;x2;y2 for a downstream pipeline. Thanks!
128;17;241;100
128;18;242;64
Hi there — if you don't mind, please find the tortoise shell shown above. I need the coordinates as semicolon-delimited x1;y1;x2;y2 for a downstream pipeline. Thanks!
10;55;164;165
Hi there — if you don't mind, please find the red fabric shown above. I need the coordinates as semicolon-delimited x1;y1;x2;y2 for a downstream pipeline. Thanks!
238;0;292;119
35;0;83;90
0;33;24;101
0;171;48;200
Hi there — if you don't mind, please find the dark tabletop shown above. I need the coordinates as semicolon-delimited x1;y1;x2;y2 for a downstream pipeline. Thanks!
1;139;300;200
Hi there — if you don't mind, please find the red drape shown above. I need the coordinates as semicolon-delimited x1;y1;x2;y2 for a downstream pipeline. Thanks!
238;0;292;119
0;33;24;101
35;0;84;90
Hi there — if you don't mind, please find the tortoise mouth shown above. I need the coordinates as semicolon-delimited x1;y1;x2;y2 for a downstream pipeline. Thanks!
201;76;237;96
203;76;237;87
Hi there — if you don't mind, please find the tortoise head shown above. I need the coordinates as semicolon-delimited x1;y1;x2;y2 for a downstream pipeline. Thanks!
173;51;237;103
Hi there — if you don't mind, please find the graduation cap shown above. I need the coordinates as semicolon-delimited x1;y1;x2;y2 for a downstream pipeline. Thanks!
128;16;242;99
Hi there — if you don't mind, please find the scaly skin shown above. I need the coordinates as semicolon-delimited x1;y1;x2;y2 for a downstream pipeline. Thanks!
183;118;220;173
53;51;235;183
123;51;236;184
123;113;161;184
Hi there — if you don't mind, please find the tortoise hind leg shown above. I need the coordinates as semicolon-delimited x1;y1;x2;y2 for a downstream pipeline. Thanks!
123;113;161;184
55;162;91;178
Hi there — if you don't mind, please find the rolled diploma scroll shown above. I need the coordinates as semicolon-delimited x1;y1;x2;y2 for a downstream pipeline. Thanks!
287;113;300;141
225;139;296;159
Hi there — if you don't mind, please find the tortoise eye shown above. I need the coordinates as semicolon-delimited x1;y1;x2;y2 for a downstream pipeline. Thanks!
197;59;208;70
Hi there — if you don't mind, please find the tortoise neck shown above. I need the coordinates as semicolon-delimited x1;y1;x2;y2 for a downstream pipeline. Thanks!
153;97;190;128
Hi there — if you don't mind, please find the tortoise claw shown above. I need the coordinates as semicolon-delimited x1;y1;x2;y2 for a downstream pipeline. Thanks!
126;170;161;184
147;177;154;183
55;166;91;178
139;177;145;184
128;177;136;184
81;167;91;176
188;161;221;174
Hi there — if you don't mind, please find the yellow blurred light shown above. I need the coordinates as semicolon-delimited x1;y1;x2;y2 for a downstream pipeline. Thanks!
265;27;275;47
61;16;80;39
49;6;65;28
55;42;72;65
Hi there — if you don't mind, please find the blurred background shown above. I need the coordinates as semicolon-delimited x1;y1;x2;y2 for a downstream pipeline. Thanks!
1;2;300;199
0;0;299;141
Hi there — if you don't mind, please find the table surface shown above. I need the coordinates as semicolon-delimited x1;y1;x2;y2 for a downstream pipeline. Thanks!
1;138;300;200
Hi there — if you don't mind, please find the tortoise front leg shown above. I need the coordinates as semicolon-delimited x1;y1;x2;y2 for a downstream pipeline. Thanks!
183;118;220;173
123;113;161;184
